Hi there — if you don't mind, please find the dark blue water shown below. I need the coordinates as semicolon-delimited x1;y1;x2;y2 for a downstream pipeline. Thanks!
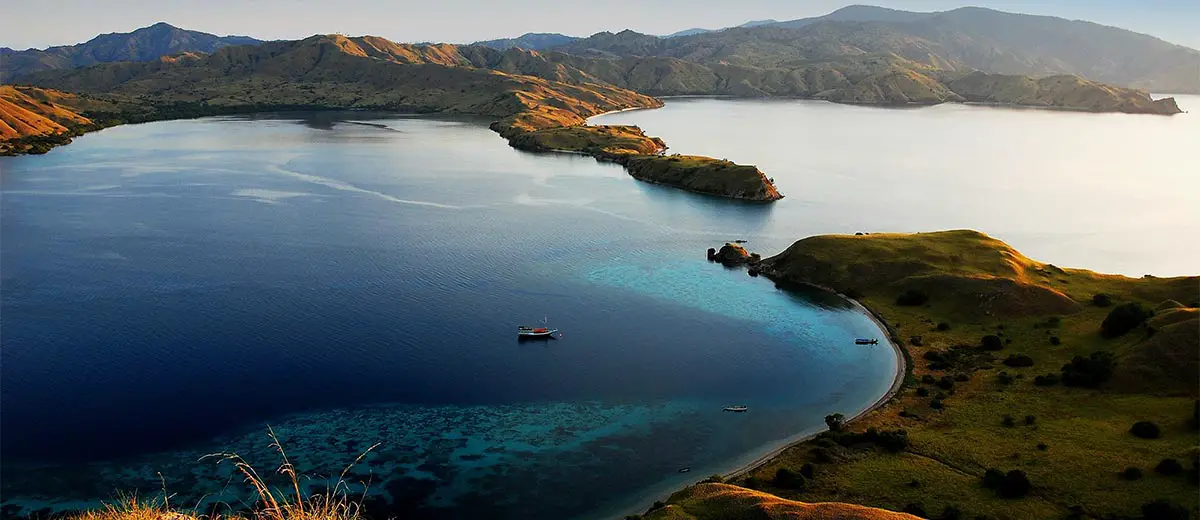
0;112;896;519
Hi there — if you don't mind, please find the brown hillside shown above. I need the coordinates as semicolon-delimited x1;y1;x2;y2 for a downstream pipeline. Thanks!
645;483;919;520
0;85;92;140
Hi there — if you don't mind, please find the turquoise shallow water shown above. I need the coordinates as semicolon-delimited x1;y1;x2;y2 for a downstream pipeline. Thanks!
1;111;896;520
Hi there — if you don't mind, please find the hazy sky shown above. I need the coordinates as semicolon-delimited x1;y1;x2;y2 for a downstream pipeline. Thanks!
3;0;1199;51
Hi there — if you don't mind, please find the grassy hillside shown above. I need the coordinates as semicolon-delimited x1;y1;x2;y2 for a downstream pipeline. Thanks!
643;483;920;519
0;85;136;155
651;230;1198;520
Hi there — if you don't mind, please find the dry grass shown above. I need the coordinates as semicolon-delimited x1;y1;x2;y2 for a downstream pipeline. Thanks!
644;483;921;519
67;428;378;520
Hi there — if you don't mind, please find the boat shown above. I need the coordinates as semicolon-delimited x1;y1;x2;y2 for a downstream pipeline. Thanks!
855;338;879;345
678;467;691;473
518;317;559;339
723;405;748;412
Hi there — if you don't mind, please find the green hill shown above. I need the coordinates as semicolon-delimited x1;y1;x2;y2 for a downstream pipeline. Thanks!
692;230;1200;520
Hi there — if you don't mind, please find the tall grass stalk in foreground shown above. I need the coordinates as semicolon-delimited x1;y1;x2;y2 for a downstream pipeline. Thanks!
74;427;380;520
206;426;380;520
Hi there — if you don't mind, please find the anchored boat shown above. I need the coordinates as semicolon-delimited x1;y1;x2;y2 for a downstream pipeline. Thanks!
518;317;559;339
855;338;879;345
723;405;748;412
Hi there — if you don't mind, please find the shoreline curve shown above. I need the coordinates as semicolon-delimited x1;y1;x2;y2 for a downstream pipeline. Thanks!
609;280;907;519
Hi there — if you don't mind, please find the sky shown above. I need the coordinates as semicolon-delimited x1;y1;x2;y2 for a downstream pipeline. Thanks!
3;0;1199;51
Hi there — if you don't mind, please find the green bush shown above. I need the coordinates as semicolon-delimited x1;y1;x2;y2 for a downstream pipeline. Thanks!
930;399;945;410
936;322;951;331
916;387;930;397
896;289;929;306
922;374;937;384
1130;421;1161;439
936;376;955;390
743;476;762;489
982;468;1032;498
799;463;815;479
774;467;806;489
1003;354;1034;367
1002;415;1016;427
1100;302;1154;338
1049;336;1061;345
1141;499;1189;520
1033;374;1060;386
981;335;1004;351
1092;293;1113;307
1024;415;1036;425
1061;352;1115;387
1119;467;1143;480
1154;458;1183;476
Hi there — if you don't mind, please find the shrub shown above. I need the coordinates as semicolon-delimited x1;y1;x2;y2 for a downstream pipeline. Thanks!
922;374;937;384
924;351;946;362
982;468;1006;489
1119;467;1143;480
1049;336;1061;345
928;361;951;371
799;463;815;479
1142;499;1189;520
1024;415;1036;425
1100;302;1154;338
981;335;1004;351
774;467;806;489
1037;442;1048;451
1130;421;1161;439
1061;351;1115;387
916;387;930;397
743;476;761;489
1092;293;1113;307
902;503;927;517
930;399;945;410
648;500;665;512
998;372;1014;385
896;289;930;306
906;479;921;488
875;429;910;452
1003;354;1034;367
936;322;951;331
1155;458;1183;476
824;413;846;432
954;373;970;382
1002;415;1016;427
998;470;1031;498
1191;400;1199;431
938;505;963;520
1034;374;1059;386
909;336;924;346
937;376;956;390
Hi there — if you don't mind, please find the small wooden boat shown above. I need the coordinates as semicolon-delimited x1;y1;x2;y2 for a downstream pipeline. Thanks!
855;338;879;345
723;405;748;412
518;317;559;339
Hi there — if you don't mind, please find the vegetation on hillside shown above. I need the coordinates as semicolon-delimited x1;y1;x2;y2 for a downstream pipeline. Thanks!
633;230;1198;520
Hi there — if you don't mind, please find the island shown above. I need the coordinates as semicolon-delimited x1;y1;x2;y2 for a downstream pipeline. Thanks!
634;230;1197;520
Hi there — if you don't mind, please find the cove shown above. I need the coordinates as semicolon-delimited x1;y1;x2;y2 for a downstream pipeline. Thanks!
0;112;896;520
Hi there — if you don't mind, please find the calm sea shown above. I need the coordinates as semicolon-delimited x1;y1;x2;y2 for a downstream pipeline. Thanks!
1;111;895;520
2;97;1195;518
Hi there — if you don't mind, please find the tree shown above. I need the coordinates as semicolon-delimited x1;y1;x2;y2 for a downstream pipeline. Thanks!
1100;302;1153;338
1092;293;1113;307
824;413;846;432
999;470;1032;498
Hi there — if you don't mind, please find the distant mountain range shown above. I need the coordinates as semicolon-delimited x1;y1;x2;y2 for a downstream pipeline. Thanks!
1;22;261;82
473;32;577;50
551;5;1200;94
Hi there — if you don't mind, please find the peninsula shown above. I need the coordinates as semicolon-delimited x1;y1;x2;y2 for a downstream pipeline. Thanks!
635;230;1198;520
